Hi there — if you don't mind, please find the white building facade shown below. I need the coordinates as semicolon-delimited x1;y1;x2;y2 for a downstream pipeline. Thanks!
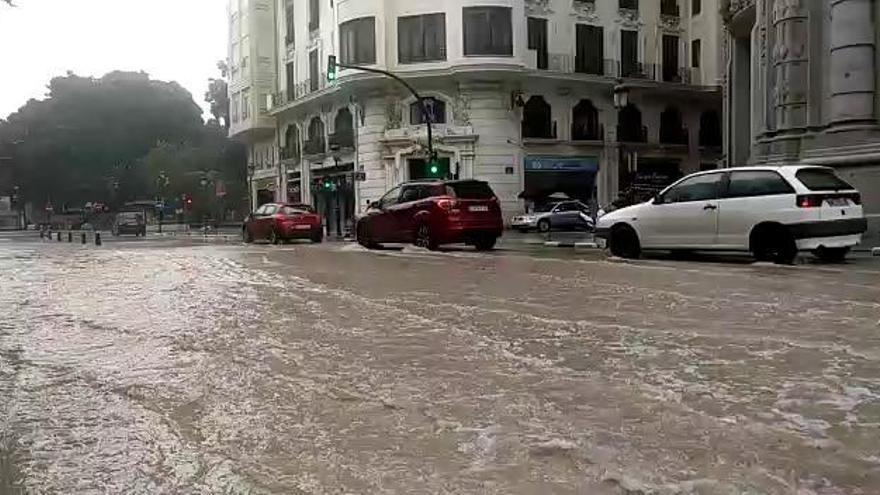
229;0;725;237
724;0;880;246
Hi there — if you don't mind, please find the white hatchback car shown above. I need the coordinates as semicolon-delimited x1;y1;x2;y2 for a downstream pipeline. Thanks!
595;166;867;263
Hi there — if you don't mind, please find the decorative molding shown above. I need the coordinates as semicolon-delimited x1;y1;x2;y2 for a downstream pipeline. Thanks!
385;100;402;130
617;8;642;29
525;0;553;16
452;92;471;126
659;14;682;32
571;0;599;23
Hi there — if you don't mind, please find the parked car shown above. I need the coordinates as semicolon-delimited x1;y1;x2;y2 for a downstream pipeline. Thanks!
356;179;504;251
595;165;867;263
510;201;594;233
243;203;323;244
112;212;146;237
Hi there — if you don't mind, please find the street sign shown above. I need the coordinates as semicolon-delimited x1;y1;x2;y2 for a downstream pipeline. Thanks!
354;171;367;182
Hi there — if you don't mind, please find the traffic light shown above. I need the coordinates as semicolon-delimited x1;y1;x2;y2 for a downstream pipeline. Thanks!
183;193;193;208
327;55;338;83
427;153;442;177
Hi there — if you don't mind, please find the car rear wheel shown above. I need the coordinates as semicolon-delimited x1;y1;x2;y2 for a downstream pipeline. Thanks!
752;225;797;265
474;236;497;252
537;219;551;233
814;246;849;263
415;223;439;251
608;224;641;259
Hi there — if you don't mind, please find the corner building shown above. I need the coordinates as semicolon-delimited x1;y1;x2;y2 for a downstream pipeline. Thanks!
229;0;725;237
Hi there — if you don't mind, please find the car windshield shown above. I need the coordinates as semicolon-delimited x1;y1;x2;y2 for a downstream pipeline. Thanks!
795;168;855;191
445;181;495;199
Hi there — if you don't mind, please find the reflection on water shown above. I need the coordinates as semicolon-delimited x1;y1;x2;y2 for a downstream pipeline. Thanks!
1;241;880;493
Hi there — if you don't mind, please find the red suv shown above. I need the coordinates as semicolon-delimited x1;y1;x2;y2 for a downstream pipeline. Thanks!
356;180;503;251
243;203;323;244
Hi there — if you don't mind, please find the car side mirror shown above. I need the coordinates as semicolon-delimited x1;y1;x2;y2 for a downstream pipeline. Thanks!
652;196;664;205
368;201;381;210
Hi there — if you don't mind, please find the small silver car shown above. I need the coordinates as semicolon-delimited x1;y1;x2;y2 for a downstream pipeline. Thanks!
511;201;595;233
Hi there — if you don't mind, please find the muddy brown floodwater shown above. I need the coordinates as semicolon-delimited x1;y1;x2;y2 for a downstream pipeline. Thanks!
2;238;880;494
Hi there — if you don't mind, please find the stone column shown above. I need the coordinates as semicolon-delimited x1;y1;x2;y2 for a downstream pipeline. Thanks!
772;0;810;131
829;0;877;126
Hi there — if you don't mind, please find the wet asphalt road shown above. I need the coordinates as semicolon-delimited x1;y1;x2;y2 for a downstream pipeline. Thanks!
2;233;880;494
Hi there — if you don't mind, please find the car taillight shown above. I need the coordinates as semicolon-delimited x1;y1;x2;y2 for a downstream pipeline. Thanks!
437;199;461;214
797;195;823;208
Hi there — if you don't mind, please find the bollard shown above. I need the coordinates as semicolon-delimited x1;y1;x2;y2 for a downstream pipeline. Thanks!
68;232;73;243
94;232;102;246
57;232;62;242
39;230;44;239
81;233;87;244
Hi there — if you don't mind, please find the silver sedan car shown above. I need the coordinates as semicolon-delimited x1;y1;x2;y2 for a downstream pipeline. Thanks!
510;201;595;233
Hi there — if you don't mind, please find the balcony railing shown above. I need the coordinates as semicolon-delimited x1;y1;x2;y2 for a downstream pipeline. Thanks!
271;76;328;110
617;125;648;143
303;138;326;156
522;121;558;140
527;53;704;86
279;146;300;161
328;129;355;151
571;123;604;142
659;127;689;146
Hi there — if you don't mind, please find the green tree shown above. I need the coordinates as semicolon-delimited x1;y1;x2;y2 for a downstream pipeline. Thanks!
0;71;206;207
205;61;230;130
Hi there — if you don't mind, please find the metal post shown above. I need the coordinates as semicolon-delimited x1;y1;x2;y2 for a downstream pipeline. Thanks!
81;233;86;244
57;232;61;242
68;232;72;243
95;233;102;246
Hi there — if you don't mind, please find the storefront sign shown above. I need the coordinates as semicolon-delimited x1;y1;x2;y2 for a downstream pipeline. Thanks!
525;156;599;172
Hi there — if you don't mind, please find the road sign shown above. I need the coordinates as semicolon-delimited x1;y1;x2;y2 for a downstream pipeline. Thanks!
354;171;367;182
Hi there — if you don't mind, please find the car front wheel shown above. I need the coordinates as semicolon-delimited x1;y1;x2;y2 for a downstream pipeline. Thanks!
608;224;641;259
814;246;849;263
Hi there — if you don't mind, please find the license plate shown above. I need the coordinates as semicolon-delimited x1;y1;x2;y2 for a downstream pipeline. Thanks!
294;224;312;230
469;205;489;212
825;198;849;207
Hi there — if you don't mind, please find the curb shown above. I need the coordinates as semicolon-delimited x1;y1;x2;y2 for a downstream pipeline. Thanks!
543;241;600;249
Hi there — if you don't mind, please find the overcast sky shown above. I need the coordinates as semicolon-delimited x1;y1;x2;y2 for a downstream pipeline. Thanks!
0;0;227;120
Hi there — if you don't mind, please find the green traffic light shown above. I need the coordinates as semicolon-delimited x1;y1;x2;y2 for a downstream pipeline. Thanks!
429;165;439;175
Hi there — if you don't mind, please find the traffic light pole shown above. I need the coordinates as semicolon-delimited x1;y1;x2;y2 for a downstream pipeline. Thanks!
333;61;435;161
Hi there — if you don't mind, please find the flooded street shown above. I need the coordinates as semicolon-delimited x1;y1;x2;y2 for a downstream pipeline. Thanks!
2;236;880;494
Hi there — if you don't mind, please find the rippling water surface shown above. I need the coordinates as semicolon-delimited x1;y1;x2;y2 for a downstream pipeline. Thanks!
2;240;880;494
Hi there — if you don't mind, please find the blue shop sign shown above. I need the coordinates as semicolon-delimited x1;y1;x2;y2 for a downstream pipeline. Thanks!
525;156;599;172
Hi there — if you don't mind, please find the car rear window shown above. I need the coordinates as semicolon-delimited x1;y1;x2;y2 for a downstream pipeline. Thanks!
795;168;854;191
445;181;495;199
280;205;313;215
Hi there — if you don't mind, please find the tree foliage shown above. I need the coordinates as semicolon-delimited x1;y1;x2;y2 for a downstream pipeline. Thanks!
0;71;246;212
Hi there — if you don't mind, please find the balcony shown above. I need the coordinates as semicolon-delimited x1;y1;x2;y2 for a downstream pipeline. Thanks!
571;123;604;142
522;121;558;141
303;138;326;157
617;125;648;143
621;61;652;79
270;77;328;111
659;127;689;146
279;146;300;162
328;129;355;151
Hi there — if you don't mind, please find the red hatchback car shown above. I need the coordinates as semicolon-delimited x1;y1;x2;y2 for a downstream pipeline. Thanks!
356;180;503;251
243;203;323;244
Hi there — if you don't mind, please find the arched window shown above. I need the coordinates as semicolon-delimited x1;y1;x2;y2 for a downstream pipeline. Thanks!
699;110;721;147
617;104;644;142
332;107;354;149
522;95;554;139
305;116;325;155
572;99;601;141
283;125;300;160
410;97;446;125
659;106;686;145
